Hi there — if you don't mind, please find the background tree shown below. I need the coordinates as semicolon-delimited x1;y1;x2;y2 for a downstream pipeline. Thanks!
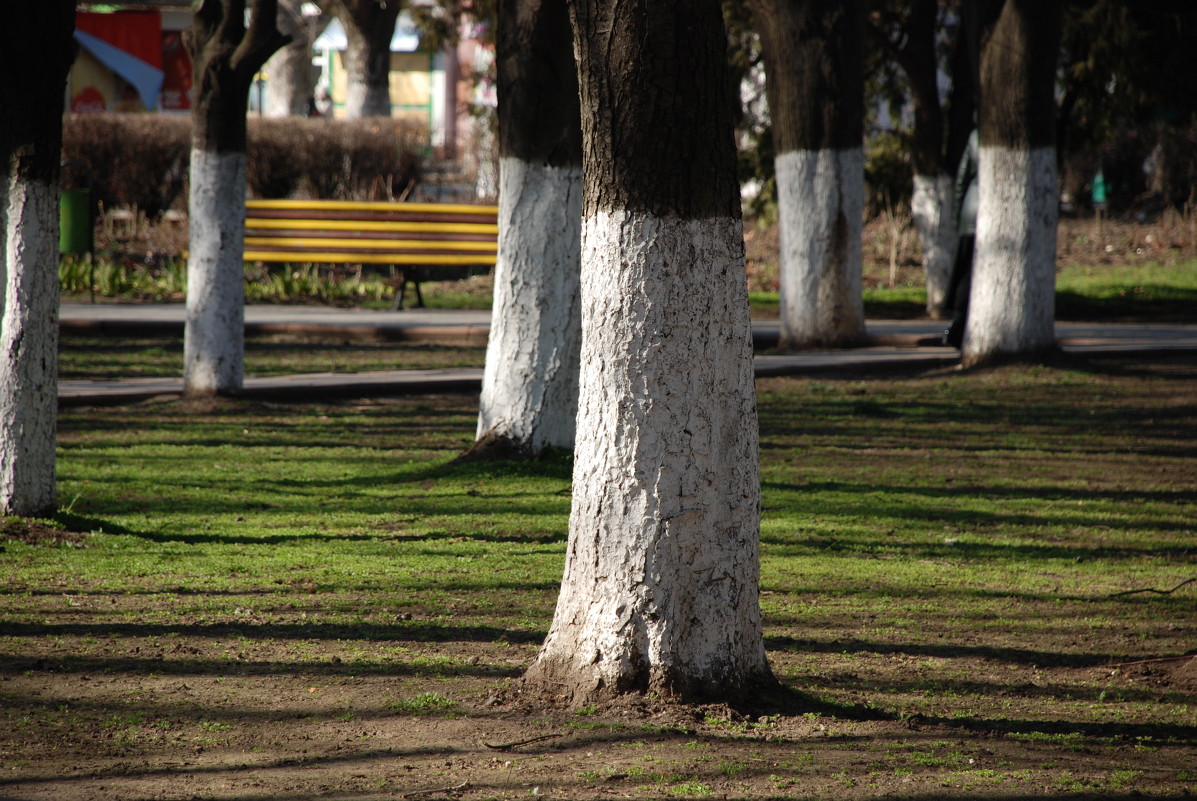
473;0;582;457
868;0;974;318
520;0;773;706
963;0;1061;366
263;0;330;118
0;2;74;517
752;0;867;350
330;0;403;118
184;0;288;396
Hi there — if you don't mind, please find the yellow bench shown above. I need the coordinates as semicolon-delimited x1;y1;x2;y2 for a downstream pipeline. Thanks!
244;198;499;309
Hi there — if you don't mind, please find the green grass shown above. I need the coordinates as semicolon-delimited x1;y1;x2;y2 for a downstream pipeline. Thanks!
57;333;486;379
2;356;1196;795
752;259;1197;321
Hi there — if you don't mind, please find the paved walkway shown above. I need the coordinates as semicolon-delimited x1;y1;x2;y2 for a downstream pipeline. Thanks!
58;302;1197;406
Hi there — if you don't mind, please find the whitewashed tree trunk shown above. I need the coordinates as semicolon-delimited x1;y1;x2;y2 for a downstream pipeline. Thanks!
523;210;769;704
184;149;247;396
342;40;391;118
0;178;59;517
962;145;1057;364
476;159;582;454
911;173;956;318
263;7;320;119
775;147;867;349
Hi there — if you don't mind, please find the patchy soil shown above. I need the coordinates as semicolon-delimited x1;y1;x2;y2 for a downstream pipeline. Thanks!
0;519;91;549
4;571;1194;799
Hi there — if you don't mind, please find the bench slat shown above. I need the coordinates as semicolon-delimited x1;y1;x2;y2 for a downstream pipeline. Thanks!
243;249;497;266
246;217;498;235
245;235;497;253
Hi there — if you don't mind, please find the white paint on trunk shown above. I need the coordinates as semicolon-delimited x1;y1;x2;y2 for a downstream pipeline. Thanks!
524;210;769;704
963;145;1057;365
184;149;246;396
911;173;956;318
476;158;582;452
774;148;866;349
343;50;390;118
1;176;59;516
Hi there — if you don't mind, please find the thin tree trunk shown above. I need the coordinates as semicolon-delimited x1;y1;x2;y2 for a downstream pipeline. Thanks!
474;0;582;457
912;174;955;317
184;0;288;396
963;0;1061;366
520;0;773;707
754;0;866;350
0;2;74;517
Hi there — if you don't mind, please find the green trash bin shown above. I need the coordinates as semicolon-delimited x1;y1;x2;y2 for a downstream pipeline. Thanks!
59;188;93;256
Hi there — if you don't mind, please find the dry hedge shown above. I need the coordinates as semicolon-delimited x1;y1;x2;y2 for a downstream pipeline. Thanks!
61;114;426;216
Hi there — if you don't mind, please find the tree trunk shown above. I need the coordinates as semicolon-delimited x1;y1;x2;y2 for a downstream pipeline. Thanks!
963;0;1061;367
912;174;955;317
264;1;328;118
184;0;288;397
753;0;866;350
520;0;773;708
474;0;582;457
0;2;74;517
335;0;401;118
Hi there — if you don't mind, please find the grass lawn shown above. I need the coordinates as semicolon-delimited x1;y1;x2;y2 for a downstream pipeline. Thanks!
3;354;1195;799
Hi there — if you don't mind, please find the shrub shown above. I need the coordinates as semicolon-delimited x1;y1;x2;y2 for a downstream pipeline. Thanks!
61;114;427;215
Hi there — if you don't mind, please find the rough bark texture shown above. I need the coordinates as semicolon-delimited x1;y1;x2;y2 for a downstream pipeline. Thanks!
475;161;582;454
775;149;867;349
963;146;1057;365
522;212;770;706
0;2;74;517
753;0;867;350
752;0;864;154
264;1;327;118
571;0;740;219
185;151;248;396
185;0;287;396
334;0;402;118
912;174;955;318
474;0;583;457
521;0;772;707
964;0;1061;366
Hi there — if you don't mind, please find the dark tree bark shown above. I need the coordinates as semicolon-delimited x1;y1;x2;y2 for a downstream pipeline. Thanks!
963;0;1062;366
473;0;583;456
751;0;866;349
332;0;403;118
520;0;773;708
0;1;75;516
183;0;288;396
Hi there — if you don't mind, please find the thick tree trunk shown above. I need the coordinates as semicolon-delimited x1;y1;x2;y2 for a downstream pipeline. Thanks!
264;2;326;118
963;0;1061;367
521;0;773;707
474;0;582;457
184;0;288;396
753;0;866;350
1;179;61;518
336;0;401;118
0;2;74;517
911;174;955;317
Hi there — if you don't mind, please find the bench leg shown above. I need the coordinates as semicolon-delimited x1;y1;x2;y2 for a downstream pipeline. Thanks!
393;272;407;310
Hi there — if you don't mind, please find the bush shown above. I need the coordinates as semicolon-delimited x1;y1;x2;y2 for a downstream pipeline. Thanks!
61;113;190;217
61;114;427;215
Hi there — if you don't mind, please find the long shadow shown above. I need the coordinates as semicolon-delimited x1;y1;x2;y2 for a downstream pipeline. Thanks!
764;634;1195;669
0;620;549;645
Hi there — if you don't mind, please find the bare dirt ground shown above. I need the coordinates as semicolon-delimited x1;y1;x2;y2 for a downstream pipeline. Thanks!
3;621;1194;800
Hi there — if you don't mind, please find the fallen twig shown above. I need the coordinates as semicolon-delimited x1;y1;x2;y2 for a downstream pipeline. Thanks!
402;780;470;798
483;733;564;750
1108;577;1195;598
1108;654;1197;669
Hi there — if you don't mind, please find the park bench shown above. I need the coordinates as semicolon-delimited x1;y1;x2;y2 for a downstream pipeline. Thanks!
243;198;498;309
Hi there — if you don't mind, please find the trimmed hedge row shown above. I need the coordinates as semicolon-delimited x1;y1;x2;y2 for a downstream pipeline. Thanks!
61;114;426;217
